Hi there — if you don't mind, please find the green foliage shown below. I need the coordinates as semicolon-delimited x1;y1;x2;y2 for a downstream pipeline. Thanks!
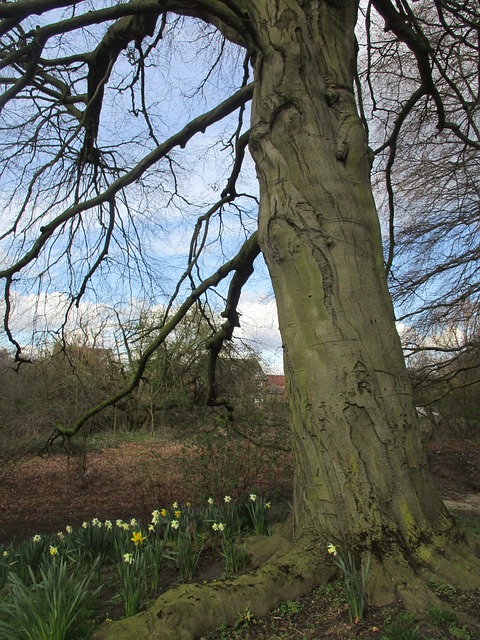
0;558;100;640
175;529;203;582
428;581;459;598
273;599;303;618
381;611;420;640
220;537;247;575
448;623;471;640
313;580;346;609
69;519;118;567
427;605;457;626
246;494;271;536
0;493;275;632
117;549;146;618
327;543;370;623
233;606;254;628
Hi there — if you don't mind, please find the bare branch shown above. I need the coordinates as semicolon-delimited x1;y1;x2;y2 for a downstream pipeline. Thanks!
0;82;254;281
55;231;259;436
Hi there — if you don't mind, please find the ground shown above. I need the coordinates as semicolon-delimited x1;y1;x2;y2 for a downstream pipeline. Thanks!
1;433;479;639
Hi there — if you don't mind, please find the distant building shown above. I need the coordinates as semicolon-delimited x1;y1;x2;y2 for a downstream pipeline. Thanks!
261;374;286;397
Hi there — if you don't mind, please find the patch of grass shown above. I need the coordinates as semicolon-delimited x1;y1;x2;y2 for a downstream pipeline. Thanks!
427;605;457;626
0;558;100;640
455;513;480;535
272;599;303;618
380;611;421;640
448;623;471;640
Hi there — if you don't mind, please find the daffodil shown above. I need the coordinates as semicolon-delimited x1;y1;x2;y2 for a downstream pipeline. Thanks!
82;521;88;529
123;552;133;564
174;510;181;518
208;497;214;505
186;501;191;507
249;494;256;502
130;518;138;527
33;534;41;543
170;520;179;530
172;501;178;509
327;543;337;556
105;520;113;529
160;508;167;517
266;502;271;509
116;519;124;528
212;522;225;532
65;525;73;534
148;524;155;532
92;517;102;527
131;531;146;546
224;495;231;503
49;545;59;556
3;550;9;557
57;531;64;540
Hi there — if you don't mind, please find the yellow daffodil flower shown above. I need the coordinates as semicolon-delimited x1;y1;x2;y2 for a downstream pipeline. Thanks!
131;531;146;545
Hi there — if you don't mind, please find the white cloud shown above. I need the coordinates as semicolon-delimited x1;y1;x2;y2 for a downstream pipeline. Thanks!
235;289;283;373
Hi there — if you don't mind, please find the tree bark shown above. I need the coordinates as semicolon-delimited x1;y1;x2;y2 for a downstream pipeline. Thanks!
248;0;453;554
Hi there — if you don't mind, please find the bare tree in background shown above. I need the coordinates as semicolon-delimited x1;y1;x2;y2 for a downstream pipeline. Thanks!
1;1;479;636
363;2;480;410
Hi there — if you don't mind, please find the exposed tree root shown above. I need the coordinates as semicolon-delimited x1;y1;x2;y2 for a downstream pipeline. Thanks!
93;524;480;639
93;527;332;640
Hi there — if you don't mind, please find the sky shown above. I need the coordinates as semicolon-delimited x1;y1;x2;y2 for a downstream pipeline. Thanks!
0;14;289;370
0;8;437;375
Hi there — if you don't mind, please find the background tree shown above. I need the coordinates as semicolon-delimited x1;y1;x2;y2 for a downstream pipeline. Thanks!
362;2;480;420
1;1;479;637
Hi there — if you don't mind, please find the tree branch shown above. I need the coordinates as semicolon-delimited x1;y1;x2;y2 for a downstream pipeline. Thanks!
54;231;259;437
204;232;260;406
0;82;254;281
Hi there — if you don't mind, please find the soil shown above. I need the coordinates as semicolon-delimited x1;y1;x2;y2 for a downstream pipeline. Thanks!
1;434;480;639
1;435;479;543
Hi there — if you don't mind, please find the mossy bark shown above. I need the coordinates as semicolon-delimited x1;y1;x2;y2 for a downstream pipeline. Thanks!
93;528;333;640
248;0;451;550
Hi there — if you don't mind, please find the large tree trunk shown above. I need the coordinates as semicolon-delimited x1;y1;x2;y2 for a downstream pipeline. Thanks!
248;0;469;577
94;2;480;638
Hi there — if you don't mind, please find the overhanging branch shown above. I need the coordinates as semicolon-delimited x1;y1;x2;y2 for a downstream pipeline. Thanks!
52;231;259;437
